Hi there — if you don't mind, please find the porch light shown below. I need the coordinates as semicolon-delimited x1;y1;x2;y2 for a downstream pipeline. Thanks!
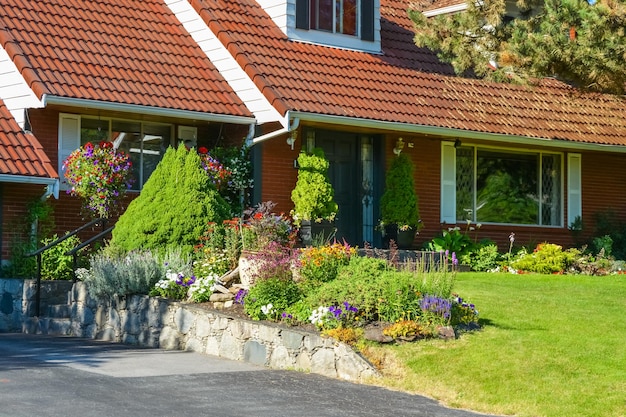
393;137;405;156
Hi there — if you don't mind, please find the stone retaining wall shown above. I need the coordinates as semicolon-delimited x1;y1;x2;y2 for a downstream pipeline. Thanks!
69;282;379;383
0;279;73;332
0;279;379;383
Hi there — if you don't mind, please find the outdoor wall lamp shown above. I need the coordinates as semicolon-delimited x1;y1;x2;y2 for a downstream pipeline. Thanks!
393;137;405;156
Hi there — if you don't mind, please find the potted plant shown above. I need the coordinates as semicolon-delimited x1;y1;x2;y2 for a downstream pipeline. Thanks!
291;148;338;246
380;152;421;249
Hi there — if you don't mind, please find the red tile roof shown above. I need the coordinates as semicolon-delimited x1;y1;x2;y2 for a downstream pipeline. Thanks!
0;0;252;118
0;100;57;178
190;0;626;146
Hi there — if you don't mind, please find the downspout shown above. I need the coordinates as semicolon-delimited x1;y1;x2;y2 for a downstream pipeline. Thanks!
245;112;300;148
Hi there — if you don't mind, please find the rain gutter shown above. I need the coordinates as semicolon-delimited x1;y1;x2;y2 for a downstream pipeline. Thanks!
288;111;626;154
42;95;256;126
0;175;58;199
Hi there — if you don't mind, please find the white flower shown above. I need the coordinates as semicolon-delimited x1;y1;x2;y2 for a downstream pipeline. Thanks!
308;306;330;326
261;303;274;316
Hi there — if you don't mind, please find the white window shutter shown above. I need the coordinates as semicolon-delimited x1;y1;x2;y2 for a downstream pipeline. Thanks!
58;113;81;190
441;141;456;224
567;153;582;227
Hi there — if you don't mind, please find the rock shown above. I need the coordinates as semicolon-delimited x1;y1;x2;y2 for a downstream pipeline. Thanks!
209;293;234;302
437;325;456;340
363;322;393;343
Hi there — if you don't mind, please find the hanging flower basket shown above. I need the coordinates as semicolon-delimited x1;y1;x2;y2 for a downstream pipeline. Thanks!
63;141;133;219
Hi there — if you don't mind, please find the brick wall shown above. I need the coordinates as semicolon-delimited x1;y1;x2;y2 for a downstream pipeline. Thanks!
259;132;299;215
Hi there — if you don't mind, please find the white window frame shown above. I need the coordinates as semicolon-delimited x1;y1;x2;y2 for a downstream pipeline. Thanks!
58;113;173;192
441;141;569;227
288;0;381;53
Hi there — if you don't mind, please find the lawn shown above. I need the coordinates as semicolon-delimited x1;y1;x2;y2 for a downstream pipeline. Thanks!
371;272;626;417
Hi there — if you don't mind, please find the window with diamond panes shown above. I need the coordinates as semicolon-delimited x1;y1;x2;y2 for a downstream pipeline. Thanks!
455;147;562;226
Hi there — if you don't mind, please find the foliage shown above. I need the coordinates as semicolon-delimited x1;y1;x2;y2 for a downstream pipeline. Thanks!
510;243;579;273
243;277;302;321
241;201;295;251
109;145;231;256
40;234;83;280
290;148;338;226
151;271;196;300
210;144;254;215
383;320;432;340
308;301;361;330
1;198;55;278
409;0;626;95
78;250;170;299
196;218;242;272
321;327;363;345
419;294;452;325
380;152;421;230
451;294;480;326
460;242;502;272
63;141;133;218
196;146;231;192
296;241;356;291
243;242;297;282
426;227;472;257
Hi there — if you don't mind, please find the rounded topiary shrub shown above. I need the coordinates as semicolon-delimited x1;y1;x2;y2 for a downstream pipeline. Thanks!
109;145;231;256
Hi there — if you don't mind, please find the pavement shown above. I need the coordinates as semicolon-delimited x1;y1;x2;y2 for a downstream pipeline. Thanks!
0;333;495;417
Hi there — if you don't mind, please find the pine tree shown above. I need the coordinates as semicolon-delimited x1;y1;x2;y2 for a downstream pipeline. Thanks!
109;145;231;256
409;0;626;94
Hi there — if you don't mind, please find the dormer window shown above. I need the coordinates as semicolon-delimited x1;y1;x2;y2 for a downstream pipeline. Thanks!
296;0;373;40
309;0;358;36
288;0;380;52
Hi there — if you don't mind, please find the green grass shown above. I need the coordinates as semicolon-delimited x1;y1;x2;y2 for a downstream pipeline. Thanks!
374;272;626;417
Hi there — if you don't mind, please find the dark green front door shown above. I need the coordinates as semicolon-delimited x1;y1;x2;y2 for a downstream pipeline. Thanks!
310;130;382;247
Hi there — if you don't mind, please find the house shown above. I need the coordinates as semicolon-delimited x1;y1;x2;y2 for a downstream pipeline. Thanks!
1;0;625;263
0;0;255;264
168;0;626;248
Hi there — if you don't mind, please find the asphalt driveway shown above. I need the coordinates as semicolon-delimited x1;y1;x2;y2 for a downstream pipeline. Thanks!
0;334;495;417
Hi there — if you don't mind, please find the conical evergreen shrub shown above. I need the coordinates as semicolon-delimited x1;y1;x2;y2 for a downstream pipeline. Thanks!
109;145;231;256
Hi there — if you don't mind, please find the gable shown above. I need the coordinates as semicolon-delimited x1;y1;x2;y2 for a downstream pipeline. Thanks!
0;99;57;180
0;0;253;119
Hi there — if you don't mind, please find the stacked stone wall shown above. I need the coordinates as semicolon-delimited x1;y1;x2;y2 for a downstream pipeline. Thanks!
0;279;379;384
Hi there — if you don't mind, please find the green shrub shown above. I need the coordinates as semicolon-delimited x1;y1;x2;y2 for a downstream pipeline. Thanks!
380;152;421;230
511;243;579;273
290;148;338;226
79;250;174;299
426;228;473;258
109;145;231;256
40;234;83;280
461;242;501;272
244;277;302;321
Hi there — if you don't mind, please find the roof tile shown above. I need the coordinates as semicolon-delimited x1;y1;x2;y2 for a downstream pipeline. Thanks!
0;0;252;118
0;99;58;178
189;0;624;145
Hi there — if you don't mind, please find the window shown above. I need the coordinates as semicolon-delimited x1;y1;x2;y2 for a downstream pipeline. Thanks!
442;142;564;226
60;114;172;191
310;0;358;36
295;0;377;47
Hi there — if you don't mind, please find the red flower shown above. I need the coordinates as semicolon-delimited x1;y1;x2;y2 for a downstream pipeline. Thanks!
198;146;209;155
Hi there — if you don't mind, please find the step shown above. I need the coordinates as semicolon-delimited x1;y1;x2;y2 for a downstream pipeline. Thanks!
22;317;72;336
47;304;71;319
